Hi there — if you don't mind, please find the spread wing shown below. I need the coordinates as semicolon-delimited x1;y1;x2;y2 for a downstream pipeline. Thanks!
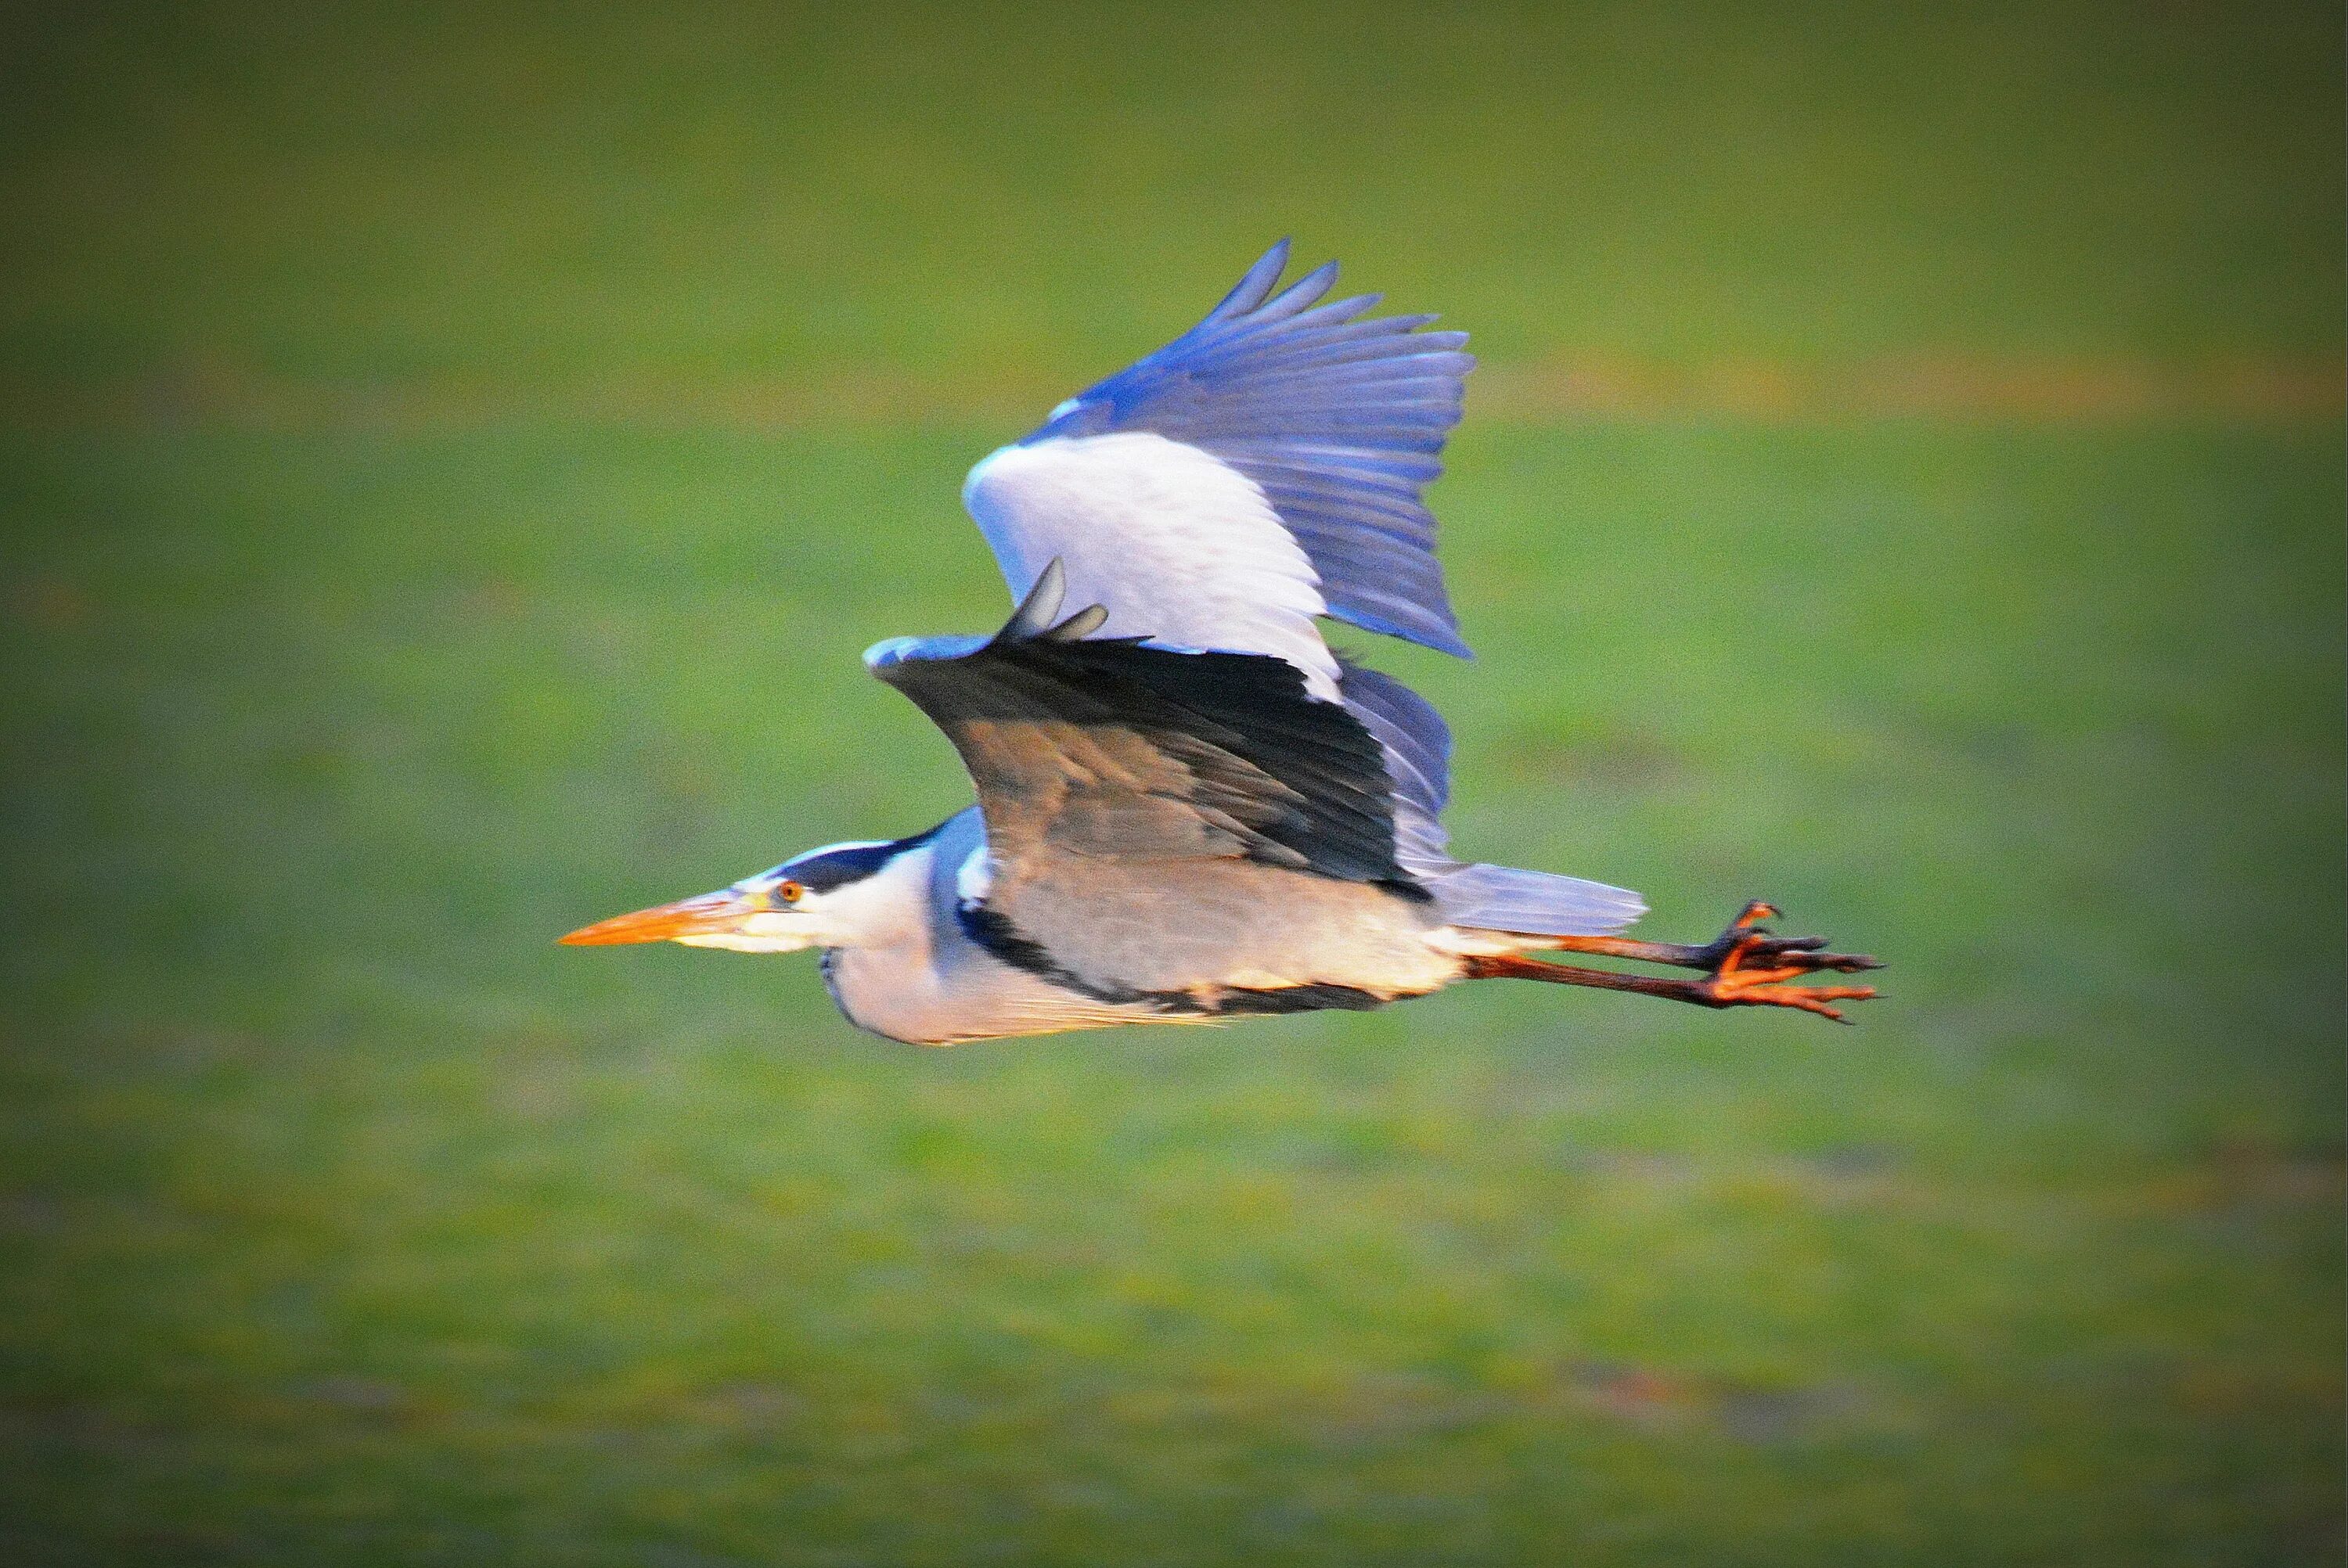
960;240;1475;699
932;247;1644;941
866;563;1413;892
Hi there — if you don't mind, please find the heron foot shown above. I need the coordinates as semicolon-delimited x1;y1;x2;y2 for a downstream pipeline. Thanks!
1686;901;1882;1023
1463;903;1882;1023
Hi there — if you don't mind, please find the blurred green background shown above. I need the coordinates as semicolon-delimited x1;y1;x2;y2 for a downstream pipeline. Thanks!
2;3;2342;1563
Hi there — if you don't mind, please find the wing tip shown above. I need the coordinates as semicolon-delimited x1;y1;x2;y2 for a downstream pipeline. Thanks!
864;631;992;678
862;635;920;675
1209;239;1296;322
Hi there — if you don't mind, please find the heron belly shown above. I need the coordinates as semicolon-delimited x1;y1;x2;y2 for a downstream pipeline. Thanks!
971;858;1464;1012
819;941;1193;1046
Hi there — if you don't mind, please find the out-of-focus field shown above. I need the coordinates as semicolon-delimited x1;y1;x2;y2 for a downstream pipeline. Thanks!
1;5;2341;1565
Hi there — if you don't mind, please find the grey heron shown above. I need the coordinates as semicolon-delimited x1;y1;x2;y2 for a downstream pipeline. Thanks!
561;243;1879;1044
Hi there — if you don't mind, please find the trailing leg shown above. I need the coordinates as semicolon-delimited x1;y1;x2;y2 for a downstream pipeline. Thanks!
1464;903;1882;1023
1539;901;1882;978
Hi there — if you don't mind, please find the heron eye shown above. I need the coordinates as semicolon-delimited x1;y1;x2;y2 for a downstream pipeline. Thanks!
776;880;805;904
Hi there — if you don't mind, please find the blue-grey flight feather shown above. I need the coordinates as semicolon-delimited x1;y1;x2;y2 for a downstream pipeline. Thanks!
960;241;1475;703
1019;240;1471;656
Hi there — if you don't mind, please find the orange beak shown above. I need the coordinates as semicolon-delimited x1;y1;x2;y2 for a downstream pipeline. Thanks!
557;890;760;946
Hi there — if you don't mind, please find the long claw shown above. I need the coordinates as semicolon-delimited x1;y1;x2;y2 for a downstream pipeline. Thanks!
1697;903;1881;1023
1712;980;1880;1021
1769;947;1885;974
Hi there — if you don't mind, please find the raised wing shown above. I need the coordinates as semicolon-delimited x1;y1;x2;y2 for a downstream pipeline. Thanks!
866;563;1413;890
960;241;1475;699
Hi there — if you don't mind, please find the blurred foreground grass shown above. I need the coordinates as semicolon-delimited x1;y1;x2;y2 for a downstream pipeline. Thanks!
2;420;2339;1565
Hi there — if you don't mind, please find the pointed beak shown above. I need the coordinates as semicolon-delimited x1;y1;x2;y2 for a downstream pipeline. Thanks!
558;889;762;946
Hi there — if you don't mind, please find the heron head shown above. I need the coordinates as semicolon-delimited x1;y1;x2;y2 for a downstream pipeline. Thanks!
559;840;913;953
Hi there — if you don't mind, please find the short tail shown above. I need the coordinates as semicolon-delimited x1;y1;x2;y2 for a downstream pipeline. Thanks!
1422;862;1646;937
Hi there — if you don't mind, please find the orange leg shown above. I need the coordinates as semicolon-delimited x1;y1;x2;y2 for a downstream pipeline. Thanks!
1463;902;1882;1024
1545;901;1881;977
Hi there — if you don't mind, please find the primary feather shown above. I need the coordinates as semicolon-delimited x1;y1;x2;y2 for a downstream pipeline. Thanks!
960;239;1475;706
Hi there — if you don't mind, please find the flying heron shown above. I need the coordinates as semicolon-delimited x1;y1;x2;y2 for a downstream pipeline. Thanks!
561;243;1880;1045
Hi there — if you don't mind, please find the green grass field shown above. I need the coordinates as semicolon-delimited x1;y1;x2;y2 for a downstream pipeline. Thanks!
2;5;2342;1564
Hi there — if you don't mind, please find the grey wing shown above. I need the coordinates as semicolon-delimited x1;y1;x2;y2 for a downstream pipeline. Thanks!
866;566;1445;998
869;564;1408;886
